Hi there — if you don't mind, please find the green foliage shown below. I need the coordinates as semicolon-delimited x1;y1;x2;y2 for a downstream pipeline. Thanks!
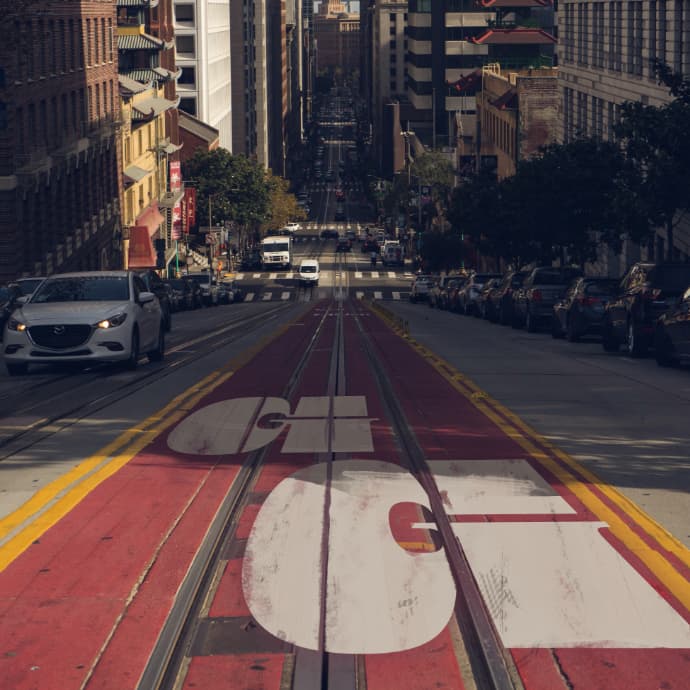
262;171;306;234
419;230;465;273
182;149;271;230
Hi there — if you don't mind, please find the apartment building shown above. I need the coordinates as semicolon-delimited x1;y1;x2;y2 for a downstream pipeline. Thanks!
559;0;690;264
405;0;555;148
0;1;122;280
230;0;270;166
173;1;233;150
313;1;361;76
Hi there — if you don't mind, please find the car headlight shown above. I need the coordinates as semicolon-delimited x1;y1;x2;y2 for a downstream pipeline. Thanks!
96;313;127;329
8;317;27;332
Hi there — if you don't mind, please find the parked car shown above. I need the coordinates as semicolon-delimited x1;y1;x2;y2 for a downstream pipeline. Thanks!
1;283;23;339
166;277;200;310
240;250;263;271
136;269;172;331
320;228;339;239
187;272;219;306
602;262;690;356
163;279;184;312
488;271;528;325
477;278;502;320
512;266;583;332
284;222;301;235
361;238;379;254
457;273;501;316
654;286;690;366
429;276;458;309
551;277;620;341
3;271;165;375
446;276;468;312
410;274;434;303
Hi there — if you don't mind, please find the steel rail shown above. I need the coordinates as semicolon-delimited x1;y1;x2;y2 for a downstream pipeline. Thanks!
352;300;523;690
0;303;293;459
136;301;339;690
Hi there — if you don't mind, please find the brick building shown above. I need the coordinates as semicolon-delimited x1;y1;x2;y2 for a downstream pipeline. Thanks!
0;1;123;281
313;2;360;77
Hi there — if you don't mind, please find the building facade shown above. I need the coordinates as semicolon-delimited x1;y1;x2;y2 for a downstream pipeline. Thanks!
559;0;690;265
0;1;123;281
314;2;361;77
173;0;233;150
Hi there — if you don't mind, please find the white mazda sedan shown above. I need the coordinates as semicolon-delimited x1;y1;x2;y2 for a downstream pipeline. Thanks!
3;271;165;376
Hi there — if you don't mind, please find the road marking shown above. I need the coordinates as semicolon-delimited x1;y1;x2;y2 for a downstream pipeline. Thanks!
233;274;244;280
253;273;261;278
370;306;690;614
371;271;379;279
269;273;277;280
262;292;272;301
388;272;396;278
392;292;401;300
244;292;255;301
356;291;364;299
374;291;383;299
355;271;362;279
281;292;290;300
285;272;294;279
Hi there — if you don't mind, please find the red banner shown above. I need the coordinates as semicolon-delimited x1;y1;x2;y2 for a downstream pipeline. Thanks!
169;160;182;192
182;187;196;234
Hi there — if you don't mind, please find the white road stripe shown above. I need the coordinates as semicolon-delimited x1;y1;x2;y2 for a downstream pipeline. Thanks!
234;274;244;280
374;291;383;299
388;272;396;278
356;291;364;299
245;292;255;301
355;271;362;279
392;291;401;300
262;292;272;301
286;272;294;279
371;272;379;279
281;291;290;300
253;273;261;279
269;273;278;280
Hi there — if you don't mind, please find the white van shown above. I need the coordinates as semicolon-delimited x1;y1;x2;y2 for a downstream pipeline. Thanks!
298;259;320;286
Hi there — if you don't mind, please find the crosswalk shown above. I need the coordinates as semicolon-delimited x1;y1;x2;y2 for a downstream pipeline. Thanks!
233;270;414;281
236;288;411;303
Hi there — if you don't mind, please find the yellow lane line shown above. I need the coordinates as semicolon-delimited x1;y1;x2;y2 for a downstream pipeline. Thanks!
413;337;690;612
0;314;299;572
365;304;690;612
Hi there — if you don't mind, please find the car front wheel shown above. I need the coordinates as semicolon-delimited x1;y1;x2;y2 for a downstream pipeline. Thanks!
126;329;140;370
627;319;647;357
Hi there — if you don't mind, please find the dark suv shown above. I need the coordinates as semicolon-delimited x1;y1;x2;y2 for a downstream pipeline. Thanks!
602;262;690;356
513;266;583;332
136;270;172;331
489;271;528;325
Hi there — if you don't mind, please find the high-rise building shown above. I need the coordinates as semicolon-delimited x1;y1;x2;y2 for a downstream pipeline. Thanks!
559;0;690;265
0;1;123;280
173;1;233;150
313;1;360;77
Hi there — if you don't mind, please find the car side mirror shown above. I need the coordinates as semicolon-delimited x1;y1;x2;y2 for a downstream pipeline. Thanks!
139;291;156;304
16;295;29;305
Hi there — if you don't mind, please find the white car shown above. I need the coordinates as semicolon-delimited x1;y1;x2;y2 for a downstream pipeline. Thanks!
3;271;165;375
298;260;320;287
284;222;301;235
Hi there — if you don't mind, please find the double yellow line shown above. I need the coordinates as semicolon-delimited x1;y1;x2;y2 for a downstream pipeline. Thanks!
0;319;295;572
377;307;690;613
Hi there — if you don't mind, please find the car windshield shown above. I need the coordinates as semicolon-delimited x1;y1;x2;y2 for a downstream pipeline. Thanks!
649;265;690;291
264;242;289;251
17;279;43;295
301;266;317;274
31;276;130;302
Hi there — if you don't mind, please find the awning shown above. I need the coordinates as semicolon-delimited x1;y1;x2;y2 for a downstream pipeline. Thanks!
124;164;151;183
136;201;165;236
117;0;159;7
118;32;163;51
470;29;557;45
124;66;179;84
118;74;152;94
132;96;178;121
127;226;157;268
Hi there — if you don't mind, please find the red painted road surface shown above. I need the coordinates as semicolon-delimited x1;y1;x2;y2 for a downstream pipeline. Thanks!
0;299;688;689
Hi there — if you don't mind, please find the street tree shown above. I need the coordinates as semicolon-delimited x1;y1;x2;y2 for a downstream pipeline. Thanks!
182;150;271;242
261;172;306;234
615;64;690;260
410;151;455;223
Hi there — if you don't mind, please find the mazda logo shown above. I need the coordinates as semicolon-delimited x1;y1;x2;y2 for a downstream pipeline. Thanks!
53;325;66;335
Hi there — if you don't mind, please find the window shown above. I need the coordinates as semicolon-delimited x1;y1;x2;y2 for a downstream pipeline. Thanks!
178;66;196;85
673;0;684;73
101;18;106;63
659;0;667;64
86;18;91;66
649;1;657;71
176;35;195;56
175;4;195;24
179;97;197;116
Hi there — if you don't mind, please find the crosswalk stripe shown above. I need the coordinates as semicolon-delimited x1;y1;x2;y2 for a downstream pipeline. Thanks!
371;271;379;278
355;271;362;278
281;291;290;300
253;273;261;278
356;291;364;299
374;291;383;299
392;291;401;300
286;272;294;279
245;292;255;301
262;292;272;301
388;272;396;278
269;273;277;280
234;274;244;280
